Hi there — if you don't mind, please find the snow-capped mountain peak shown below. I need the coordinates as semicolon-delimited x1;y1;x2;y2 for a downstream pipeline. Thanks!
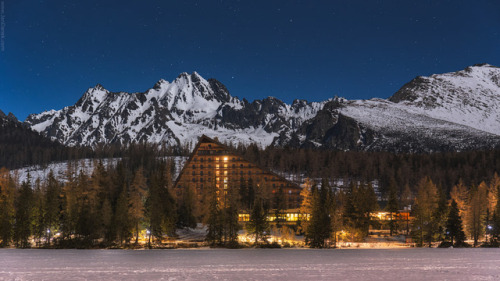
25;72;326;147
24;65;500;152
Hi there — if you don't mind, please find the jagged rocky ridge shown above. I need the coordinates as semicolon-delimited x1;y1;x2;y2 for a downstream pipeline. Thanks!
25;64;500;152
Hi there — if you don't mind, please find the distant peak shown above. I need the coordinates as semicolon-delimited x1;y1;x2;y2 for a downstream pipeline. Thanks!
176;72;190;79
153;79;168;90
472;63;494;67
176;71;204;80
93;83;106;91
7;112;18;122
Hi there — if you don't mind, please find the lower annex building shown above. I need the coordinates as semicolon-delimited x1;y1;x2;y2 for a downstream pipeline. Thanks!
174;135;303;223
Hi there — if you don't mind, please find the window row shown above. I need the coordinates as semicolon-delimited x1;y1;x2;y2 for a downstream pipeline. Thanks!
191;163;252;169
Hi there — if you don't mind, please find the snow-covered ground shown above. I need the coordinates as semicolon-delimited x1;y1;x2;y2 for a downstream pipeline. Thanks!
11;157;187;184
0;248;498;280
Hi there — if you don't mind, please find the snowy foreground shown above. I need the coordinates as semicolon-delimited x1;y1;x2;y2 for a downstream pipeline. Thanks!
0;248;499;280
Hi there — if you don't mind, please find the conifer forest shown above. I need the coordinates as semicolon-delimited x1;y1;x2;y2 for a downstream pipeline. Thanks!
0;143;499;249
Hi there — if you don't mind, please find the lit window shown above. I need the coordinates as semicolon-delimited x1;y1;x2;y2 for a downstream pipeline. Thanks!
223;156;228;162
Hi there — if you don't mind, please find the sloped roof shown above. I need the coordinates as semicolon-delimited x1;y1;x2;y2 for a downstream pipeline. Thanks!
173;134;301;190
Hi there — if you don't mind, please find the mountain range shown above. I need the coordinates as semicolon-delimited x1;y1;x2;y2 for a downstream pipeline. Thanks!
17;63;500;152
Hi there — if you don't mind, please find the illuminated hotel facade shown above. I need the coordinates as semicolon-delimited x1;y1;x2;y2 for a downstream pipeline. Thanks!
173;135;303;222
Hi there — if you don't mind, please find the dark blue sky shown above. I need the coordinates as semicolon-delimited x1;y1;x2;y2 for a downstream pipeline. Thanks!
1;0;499;120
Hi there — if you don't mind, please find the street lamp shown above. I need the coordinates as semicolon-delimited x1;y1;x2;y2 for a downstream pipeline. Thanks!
146;229;151;248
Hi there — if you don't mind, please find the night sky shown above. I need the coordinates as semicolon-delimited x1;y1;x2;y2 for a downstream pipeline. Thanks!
1;0;499;120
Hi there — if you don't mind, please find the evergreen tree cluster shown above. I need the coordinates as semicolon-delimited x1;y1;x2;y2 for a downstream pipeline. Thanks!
412;174;500;247
234;145;500;199
0;145;196;248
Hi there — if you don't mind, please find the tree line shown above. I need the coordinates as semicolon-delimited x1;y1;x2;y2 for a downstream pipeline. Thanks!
300;174;500;248
0;144;188;248
1;141;499;248
234;144;500;199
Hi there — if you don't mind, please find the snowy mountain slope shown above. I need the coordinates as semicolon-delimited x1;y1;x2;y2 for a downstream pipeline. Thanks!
26;72;326;148
389;64;500;135
24;64;500;152
277;64;500;152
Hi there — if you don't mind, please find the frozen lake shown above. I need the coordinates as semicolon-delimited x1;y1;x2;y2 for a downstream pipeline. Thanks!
0;248;499;280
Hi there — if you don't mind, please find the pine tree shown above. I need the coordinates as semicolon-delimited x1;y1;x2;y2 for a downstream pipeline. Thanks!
450;180;469;220
0;168;15;247
299;178;314;234
432;186;448;243
44;170;61;245
205;178;222;246
177;185;197;229
60;165;78;241
32;179;46;246
306;181;332;248
466;182;488;247
115;184;131;245
100;197;114;244
145;163;176;245
412;177;438;247
247;197;269;245
129;168;147;244
14;178;34;248
344;181;378;240
446;199;466;246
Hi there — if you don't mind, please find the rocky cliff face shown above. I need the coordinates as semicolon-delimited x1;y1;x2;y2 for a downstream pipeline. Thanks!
25;64;500;152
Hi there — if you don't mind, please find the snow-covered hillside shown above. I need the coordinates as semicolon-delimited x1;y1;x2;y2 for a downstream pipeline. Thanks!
25;72;325;148
25;64;500;152
12;157;187;184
